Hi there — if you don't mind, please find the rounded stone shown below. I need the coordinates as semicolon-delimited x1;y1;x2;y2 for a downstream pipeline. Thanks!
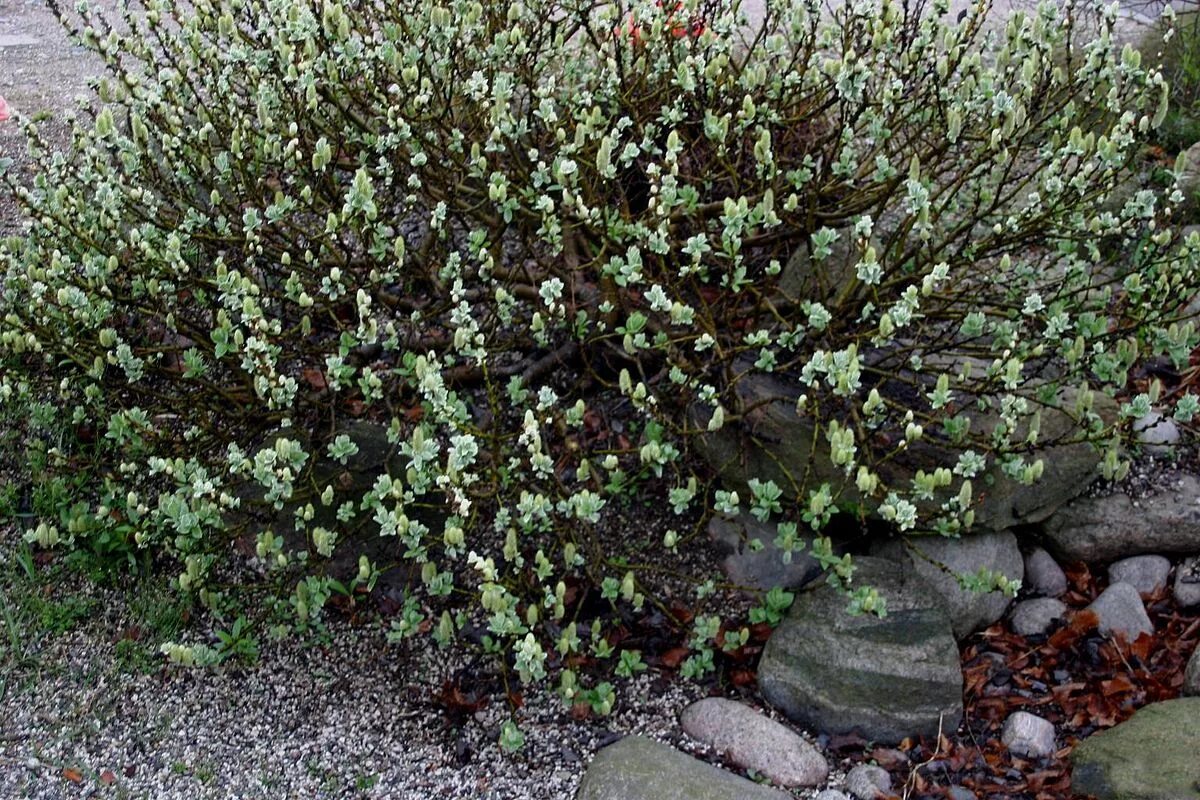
814;792;849;800
1185;646;1200;697
1133;411;1180;455
576;735;791;800
1174;556;1200;608
679;698;828;788
1086;582;1154;641
845;764;891;800
1023;547;1068;597
1107;555;1172;595
1001;711;1056;758
948;788;977;800
758;557;963;745
1010;598;1067;637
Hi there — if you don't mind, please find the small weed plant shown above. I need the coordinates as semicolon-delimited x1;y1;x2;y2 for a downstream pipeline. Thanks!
2;0;1200;740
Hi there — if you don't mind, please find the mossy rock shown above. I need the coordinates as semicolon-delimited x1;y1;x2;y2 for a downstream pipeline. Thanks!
1070;698;1200;800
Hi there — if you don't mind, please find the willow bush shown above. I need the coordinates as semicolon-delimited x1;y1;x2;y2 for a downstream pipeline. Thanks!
1;0;1199;708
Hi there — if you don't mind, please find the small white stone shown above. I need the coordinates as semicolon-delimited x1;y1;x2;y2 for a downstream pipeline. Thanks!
1001;711;1056;758
845;764;891;800
1133;411;1180;455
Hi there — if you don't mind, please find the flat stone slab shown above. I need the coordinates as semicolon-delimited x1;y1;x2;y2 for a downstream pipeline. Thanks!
0;34;38;47
680;698;828;788
576;735;790;800
1043;475;1200;562
758;557;963;744
1071;698;1200;800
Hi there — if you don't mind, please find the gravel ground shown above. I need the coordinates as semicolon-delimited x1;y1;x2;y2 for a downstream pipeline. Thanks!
0;521;852;800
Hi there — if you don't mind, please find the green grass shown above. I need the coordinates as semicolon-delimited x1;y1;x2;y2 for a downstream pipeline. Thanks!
0;539;193;682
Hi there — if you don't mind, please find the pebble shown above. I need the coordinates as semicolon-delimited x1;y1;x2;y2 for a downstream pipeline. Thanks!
1132;411;1180;455
948;787;978;800
1001;711;1056;758
814;792;849;800
1023;547;1068;597
845;764;891;800
1174;556;1200;608
679;698;828;788
1010;598;1067;637
1107;555;1171;595
1185;645;1200;697
1086;582;1154;640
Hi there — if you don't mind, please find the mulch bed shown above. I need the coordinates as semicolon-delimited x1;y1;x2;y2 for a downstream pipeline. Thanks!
852;561;1200;800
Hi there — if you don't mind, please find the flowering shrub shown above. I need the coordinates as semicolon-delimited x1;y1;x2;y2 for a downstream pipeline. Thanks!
1;0;1199;705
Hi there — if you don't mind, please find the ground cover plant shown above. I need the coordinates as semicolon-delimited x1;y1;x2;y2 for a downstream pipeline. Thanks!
2;0;1200;740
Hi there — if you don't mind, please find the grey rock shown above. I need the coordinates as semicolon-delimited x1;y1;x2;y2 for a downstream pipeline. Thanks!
228;422;428;592
1107;555;1172;595
1024;547;1068;597
679;698;828;788
872;530;1023;638
814;792;849;800
845;765;891;800
1133;411;1180;455
948;788;978;800
1070;698;1200;800
1086;583;1154;640
1185;646;1200;697
575;735;790;800
1175;556;1200;608
1042;474;1200;562
694;374;1116;534
779;229;858;305
1010;598;1067;637
1001;711;1056;758
708;513;824;592
758;557;963;745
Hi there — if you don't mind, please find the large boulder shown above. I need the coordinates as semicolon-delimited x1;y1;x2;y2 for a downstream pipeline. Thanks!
871;530;1023;639
693;372;1115;533
576;735;791;800
1070;698;1200;800
758;557;963;744
1041;474;1200;562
